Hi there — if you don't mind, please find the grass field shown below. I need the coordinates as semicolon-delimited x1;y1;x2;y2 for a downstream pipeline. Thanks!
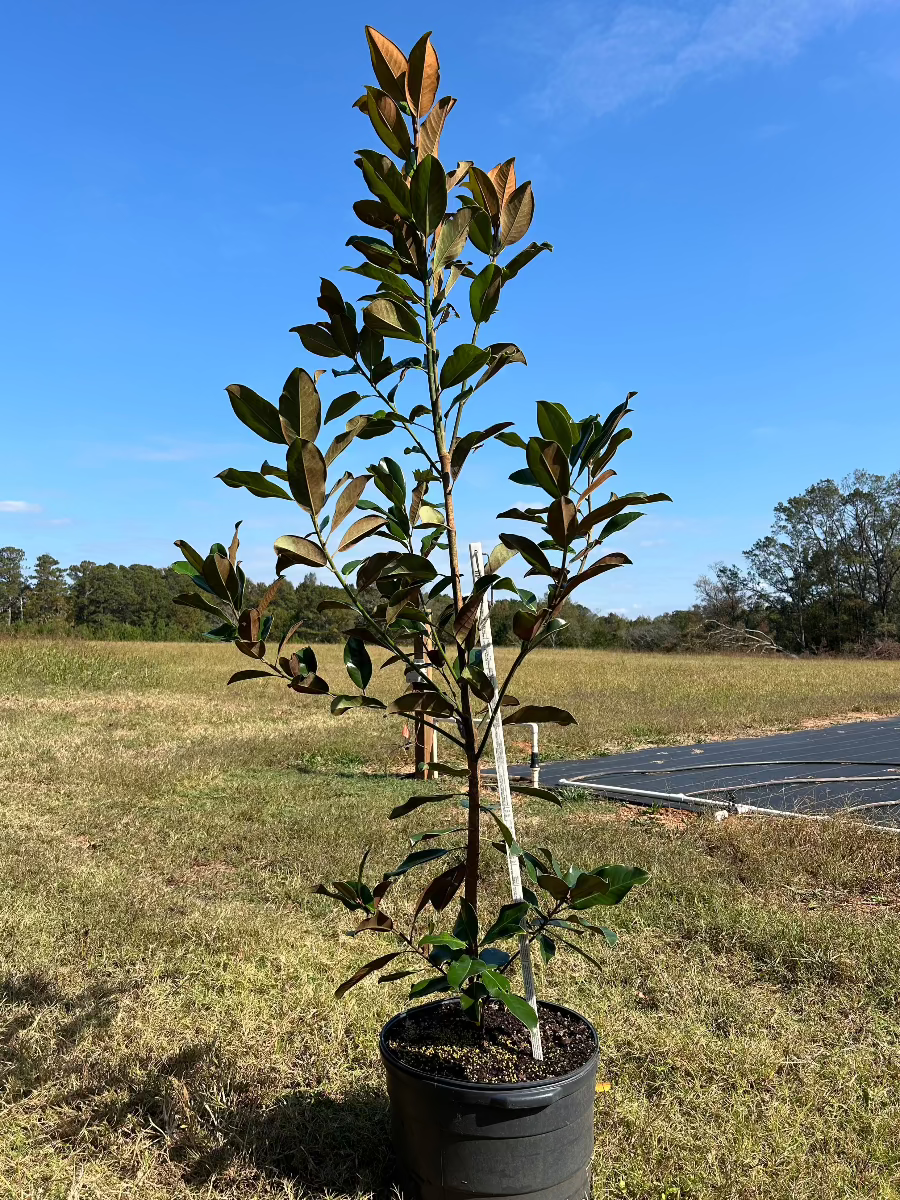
1;640;899;1199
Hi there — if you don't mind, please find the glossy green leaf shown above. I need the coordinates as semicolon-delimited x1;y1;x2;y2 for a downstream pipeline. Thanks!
502;240;553;280
538;934;556;964
357;149;412;218
226;384;285;444
508;783;564;806
481;901;530;944
409;976;451;998
344;637;373;690
217;469;292;501
330;694;387;714
498;533;553;575
383;847;450;880
289;323;342;358
453;898;479;947
536;401;575;454
439;344;491;389
570;864;650;908
498;991;538;1029
526;438;570;498
390;793;460;819
469;263;502;323
173;592;226;617
363;297;423;343
410;154;447;236
419;933;466;950
446;954;473;990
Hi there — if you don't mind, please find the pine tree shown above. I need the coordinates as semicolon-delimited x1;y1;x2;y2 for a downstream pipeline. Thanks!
26;554;70;623
0;546;26;624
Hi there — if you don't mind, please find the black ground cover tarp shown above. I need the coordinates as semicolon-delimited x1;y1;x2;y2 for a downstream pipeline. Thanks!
513;719;900;830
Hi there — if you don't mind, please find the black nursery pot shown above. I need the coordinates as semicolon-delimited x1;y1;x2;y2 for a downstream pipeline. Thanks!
379;1000;599;1200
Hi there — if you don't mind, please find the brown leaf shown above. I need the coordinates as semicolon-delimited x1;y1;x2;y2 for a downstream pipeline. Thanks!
335;951;400;998
445;160;474;191
503;705;576;726
433;207;472;273
471;166;500;221
227;522;241;565
274;535;327;573
579;469;617;504
413;861;466;922
453;589;484;644
365;87;412;158
238;609;260;642
228;669;274;684
488;158;517;208
325;416;368;467
499;182;534;248
235;639;266;660
419;96;456;161
547;496;577;547
406;31;440;117
365;27;408;106
338;515;386;552
332;475;371;532
560;552;631;600
286;439;328;515
257;577;283;618
279;367;321;444
355;911;394;933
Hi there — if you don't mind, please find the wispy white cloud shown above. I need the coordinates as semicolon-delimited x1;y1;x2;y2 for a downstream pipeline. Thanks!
0;500;41;513
530;0;898;117
78;439;241;466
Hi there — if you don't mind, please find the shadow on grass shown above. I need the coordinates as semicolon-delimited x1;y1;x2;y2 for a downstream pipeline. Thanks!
186;1084;393;1195
112;1059;393;1196
2;971;394;1193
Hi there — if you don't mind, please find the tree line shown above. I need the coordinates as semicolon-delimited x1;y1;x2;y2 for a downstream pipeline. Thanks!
0;546;686;648
695;470;900;655
2;469;897;653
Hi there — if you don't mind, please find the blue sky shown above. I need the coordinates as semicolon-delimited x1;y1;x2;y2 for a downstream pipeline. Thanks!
2;0;899;616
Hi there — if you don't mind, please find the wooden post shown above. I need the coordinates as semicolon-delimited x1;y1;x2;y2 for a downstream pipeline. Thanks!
469;542;544;1060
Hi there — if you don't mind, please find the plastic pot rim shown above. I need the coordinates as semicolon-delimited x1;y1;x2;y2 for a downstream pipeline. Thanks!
379;997;599;1092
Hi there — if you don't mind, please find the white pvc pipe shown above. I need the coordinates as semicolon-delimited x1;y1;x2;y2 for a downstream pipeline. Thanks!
558;778;900;833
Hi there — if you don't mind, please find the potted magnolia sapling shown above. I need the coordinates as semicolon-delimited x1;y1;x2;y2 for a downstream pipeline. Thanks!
173;26;670;1200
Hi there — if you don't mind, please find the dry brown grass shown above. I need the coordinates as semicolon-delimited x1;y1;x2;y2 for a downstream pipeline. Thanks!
1;640;899;1199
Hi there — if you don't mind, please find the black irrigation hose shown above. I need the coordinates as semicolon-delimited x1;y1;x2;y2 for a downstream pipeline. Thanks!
583;759;900;776
698;776;900;794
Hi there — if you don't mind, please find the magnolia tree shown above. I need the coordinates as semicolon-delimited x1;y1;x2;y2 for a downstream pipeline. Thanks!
174;27;669;1033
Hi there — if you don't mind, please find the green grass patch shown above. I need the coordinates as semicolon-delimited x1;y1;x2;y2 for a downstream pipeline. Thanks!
0;641;899;1197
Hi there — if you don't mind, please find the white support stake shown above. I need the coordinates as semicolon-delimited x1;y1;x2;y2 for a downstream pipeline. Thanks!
469;542;543;1060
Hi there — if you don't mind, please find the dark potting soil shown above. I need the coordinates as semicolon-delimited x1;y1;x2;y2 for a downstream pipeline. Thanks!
384;1001;595;1084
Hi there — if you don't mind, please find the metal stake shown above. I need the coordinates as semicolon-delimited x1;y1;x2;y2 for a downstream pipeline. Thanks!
469;542;543;1060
